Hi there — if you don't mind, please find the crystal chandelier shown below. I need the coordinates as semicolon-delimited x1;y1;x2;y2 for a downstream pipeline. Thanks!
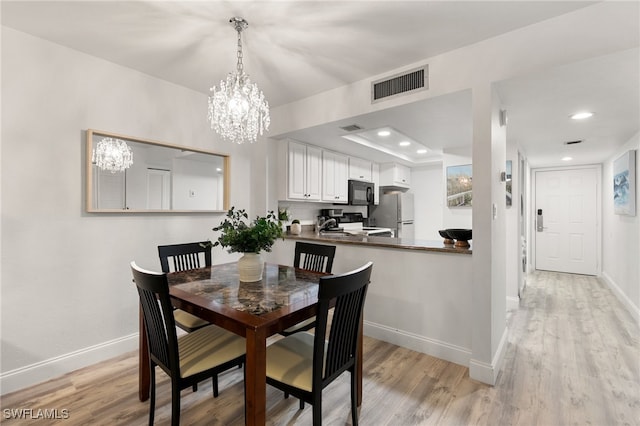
92;137;133;173
208;17;270;144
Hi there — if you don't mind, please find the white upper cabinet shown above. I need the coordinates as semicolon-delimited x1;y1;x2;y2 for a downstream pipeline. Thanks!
287;140;321;201
322;151;349;203
380;163;411;188
349;157;372;182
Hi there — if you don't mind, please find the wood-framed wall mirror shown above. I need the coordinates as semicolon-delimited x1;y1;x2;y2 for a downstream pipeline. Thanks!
86;129;230;213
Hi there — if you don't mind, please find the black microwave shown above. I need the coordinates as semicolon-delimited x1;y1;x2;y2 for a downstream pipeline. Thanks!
348;180;375;205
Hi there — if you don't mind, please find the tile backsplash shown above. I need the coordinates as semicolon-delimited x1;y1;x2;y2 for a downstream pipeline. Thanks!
277;202;367;225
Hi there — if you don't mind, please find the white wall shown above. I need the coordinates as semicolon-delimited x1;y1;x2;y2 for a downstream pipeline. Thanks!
0;27;260;393
601;133;640;322
172;158;221;210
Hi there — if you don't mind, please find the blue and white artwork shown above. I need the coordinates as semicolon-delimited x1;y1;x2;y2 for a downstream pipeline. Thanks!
613;150;636;216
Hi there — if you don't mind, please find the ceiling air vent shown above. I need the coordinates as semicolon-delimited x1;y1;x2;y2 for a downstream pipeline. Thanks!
371;65;428;103
340;124;363;132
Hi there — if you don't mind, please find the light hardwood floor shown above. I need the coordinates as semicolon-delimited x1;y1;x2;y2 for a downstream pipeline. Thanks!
2;271;638;425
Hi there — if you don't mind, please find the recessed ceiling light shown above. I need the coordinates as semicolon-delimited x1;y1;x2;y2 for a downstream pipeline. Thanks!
561;156;573;161
399;141;411;147
570;112;593;120
377;130;391;137
416;149;427;154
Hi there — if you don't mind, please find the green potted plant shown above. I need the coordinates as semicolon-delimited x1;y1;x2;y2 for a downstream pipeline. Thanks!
277;207;290;222
210;207;284;281
278;208;290;232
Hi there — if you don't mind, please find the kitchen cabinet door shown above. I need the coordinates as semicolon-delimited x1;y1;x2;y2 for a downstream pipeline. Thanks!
288;141;321;201
322;151;348;203
380;163;411;188
305;145;322;201
349;156;372;181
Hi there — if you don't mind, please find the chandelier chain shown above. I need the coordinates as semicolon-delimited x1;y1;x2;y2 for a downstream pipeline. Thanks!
236;25;243;74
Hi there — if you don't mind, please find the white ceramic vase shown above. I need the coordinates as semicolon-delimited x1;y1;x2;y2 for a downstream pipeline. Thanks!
290;222;302;235
237;252;264;282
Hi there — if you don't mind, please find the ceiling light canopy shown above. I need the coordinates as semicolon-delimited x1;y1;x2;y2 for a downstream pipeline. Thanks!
92;137;133;173
377;130;391;137
562;156;573;161
570;111;593;120
208;17;270;144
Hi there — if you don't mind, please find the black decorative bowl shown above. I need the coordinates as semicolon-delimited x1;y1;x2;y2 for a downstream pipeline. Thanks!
445;228;472;248
438;230;454;245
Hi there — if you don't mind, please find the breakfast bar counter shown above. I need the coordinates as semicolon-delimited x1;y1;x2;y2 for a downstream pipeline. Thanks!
283;231;472;254
264;231;474;375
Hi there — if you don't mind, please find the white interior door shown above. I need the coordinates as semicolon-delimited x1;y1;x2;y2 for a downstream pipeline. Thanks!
147;169;171;210
534;167;598;275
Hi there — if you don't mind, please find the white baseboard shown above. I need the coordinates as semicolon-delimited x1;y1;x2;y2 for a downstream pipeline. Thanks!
363;320;471;369
0;333;138;395
469;326;508;385
506;296;520;311
601;272;640;325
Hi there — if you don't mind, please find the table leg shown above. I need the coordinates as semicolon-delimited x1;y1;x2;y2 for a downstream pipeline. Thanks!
138;306;150;402
244;327;267;426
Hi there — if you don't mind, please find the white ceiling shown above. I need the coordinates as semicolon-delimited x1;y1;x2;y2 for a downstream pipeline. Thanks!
2;1;638;168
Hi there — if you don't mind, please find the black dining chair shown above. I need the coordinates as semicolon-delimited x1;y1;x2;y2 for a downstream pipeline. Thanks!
158;242;212;333
279;242;336;337
131;262;245;426
294;241;336;274
265;261;373;426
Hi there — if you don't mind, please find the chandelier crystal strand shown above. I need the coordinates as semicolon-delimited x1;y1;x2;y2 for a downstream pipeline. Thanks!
92;137;133;173
207;17;270;144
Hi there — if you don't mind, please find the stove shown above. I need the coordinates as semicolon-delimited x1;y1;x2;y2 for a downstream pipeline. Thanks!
339;212;394;237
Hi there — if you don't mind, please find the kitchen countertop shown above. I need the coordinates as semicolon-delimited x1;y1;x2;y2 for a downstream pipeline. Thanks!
284;231;472;254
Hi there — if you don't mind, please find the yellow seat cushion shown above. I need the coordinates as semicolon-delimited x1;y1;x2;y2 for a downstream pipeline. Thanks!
266;332;326;392
178;325;245;378
174;309;209;330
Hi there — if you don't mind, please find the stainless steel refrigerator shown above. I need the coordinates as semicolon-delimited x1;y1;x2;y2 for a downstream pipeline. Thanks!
369;191;415;238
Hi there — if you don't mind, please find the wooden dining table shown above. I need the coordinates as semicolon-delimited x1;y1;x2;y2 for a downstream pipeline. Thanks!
137;262;362;426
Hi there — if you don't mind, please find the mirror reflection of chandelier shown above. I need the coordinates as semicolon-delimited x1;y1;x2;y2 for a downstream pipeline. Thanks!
208;17;270;144
92;137;133;173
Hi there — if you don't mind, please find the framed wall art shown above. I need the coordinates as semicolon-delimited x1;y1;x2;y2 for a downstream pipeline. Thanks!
613;150;636;216
506;160;513;207
446;164;472;207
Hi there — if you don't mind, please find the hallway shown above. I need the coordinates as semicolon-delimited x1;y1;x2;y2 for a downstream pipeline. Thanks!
495;271;640;425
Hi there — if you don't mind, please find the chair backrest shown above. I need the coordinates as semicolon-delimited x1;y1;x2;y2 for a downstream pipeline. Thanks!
158;242;212;273
130;262;180;375
293;242;336;273
312;261;373;390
